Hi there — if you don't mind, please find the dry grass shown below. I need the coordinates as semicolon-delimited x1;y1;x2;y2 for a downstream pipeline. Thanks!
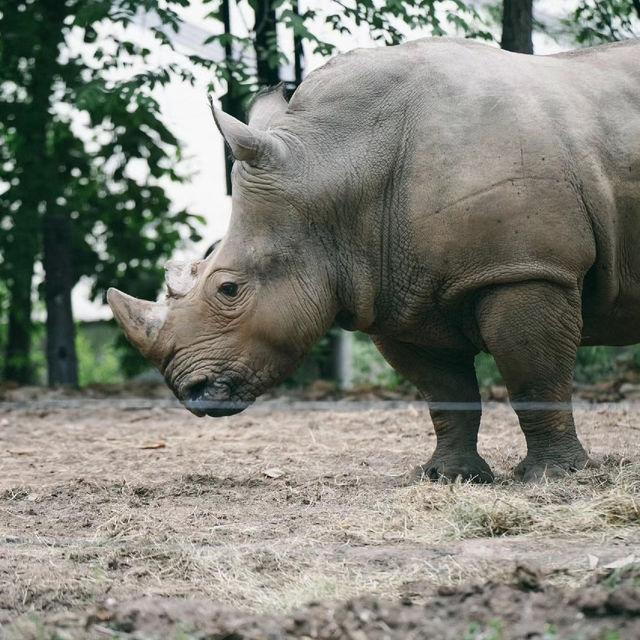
1;401;639;626
387;460;640;541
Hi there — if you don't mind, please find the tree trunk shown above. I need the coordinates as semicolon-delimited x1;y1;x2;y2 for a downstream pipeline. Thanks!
254;0;280;87
220;0;246;195
42;210;78;386
37;3;77;387
3;4;63;384
4;234;36;383
292;0;304;87
501;0;533;54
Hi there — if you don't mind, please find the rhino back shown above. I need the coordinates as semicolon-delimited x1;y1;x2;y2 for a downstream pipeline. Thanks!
284;39;640;345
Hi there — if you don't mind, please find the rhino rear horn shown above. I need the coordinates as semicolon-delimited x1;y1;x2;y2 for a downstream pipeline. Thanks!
107;288;167;360
165;260;199;298
208;96;285;164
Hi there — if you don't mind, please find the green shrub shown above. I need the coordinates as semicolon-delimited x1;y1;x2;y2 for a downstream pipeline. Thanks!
475;353;502;389
77;329;124;385
5;322;640;391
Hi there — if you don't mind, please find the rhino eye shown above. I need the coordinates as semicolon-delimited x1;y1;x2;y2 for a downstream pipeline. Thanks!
218;282;239;298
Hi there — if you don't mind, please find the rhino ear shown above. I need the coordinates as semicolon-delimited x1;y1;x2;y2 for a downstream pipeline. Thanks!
247;84;288;131
209;96;284;164
165;260;199;298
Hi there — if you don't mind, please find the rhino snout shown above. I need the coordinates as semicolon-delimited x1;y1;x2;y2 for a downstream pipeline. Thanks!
181;378;250;418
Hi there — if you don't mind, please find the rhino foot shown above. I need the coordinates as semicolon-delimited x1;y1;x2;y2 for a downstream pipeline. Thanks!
412;453;494;484
514;451;597;482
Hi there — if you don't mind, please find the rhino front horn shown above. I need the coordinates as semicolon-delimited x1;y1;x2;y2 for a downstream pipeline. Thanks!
107;288;168;360
208;96;284;164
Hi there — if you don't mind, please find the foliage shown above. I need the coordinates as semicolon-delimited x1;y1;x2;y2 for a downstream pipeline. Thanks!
352;333;405;388
17;322;125;386
352;338;503;391
202;0;493;104
564;0;640;44
282;330;336;388
475;353;502;389
351;337;640;391
16;322;640;390
3;0;204;297
0;279;7;351
76;325;124;386
0;0;204;383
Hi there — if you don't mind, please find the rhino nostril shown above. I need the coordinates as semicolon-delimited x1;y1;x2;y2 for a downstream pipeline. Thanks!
187;379;208;402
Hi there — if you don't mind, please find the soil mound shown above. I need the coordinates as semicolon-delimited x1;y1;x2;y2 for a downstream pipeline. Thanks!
66;564;639;639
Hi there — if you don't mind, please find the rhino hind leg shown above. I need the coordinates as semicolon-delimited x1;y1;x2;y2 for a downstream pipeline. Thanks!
476;281;592;482
373;339;494;483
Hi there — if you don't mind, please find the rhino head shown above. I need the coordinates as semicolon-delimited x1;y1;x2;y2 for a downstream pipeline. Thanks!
107;87;341;416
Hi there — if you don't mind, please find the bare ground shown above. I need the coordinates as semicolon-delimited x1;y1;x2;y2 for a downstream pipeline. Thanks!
1;393;639;639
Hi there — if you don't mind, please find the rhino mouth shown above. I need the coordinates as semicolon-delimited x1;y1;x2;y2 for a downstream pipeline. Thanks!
182;379;252;417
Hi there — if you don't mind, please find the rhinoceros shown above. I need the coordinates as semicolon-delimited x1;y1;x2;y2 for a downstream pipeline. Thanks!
108;37;640;482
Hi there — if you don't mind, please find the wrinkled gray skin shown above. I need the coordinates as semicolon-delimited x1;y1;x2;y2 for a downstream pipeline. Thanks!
108;37;640;482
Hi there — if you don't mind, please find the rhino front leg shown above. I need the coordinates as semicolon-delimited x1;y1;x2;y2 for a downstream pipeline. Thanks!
476;282;591;481
373;339;493;483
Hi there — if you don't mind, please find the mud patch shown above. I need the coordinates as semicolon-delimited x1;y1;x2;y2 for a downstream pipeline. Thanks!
7;565;638;639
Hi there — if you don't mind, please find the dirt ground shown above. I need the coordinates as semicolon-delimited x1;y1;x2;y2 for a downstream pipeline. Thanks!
1;390;639;639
